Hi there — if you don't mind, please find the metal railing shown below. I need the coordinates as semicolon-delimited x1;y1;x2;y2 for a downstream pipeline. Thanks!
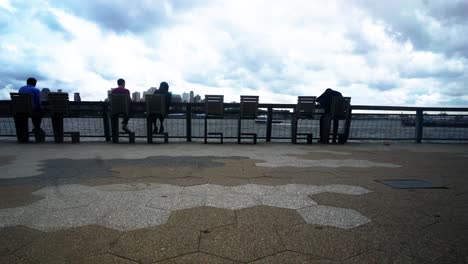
0;100;467;143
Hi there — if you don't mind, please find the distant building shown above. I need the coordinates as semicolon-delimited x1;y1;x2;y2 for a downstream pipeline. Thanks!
182;92;189;102
194;94;201;103
74;92;81;102
40;88;50;101
142;87;158;101
57;89;62;93
190;91;194;103
148;87;158;94
106;89;112;101
132;91;141;102
172;94;182;103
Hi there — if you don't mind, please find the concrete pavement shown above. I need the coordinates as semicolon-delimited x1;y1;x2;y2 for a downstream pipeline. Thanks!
0;142;467;263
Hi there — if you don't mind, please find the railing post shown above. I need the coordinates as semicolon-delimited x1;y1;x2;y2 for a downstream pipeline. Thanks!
186;103;192;142
103;103;111;142
266;107;273;142
343;107;352;143
291;108;297;144
415;109;423;143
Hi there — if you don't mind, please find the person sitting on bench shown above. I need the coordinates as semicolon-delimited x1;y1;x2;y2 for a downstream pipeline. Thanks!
19;77;44;135
111;78;132;133
151;81;172;134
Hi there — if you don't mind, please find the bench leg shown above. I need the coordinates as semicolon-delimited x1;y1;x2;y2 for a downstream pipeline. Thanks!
52;115;64;143
332;119;339;143
204;118;208;144
129;132;135;143
146;117;153;144
111;115;119;143
14;115;29;143
71;132;80;143
320;115;331;144
237;118;241;144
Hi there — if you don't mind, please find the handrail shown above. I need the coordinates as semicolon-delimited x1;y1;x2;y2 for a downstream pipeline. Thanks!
1;100;467;111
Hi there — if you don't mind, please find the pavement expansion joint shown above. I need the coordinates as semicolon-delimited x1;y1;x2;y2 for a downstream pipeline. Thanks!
0;183;372;231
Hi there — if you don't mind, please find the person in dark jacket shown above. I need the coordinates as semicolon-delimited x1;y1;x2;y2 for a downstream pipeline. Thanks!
317;88;343;143
152;82;172;134
316;88;342;114
19;77;44;134
111;78;131;132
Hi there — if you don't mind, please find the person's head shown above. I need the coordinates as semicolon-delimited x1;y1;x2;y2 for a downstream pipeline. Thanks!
159;82;169;92
27;78;37;87
117;78;125;88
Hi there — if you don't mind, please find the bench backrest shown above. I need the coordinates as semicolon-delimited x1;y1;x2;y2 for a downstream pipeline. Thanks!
240;95;259;119
110;93;130;115
145;94;166;115
10;93;32;114
297;96;316;118
330;96;351;119
205;95;224;117
48;92;69;114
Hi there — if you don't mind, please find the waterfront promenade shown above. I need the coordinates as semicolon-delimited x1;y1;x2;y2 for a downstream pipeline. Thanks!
0;142;467;263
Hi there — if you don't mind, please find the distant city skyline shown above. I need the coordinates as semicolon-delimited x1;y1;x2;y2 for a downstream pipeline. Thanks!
127;87;203;103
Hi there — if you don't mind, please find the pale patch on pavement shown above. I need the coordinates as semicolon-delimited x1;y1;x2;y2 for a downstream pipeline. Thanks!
306;150;352;155
297;205;372;229
256;159;400;168
0;143;401;179
0;183;372;231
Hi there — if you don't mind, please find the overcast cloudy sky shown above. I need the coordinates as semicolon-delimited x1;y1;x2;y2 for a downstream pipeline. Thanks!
0;0;467;106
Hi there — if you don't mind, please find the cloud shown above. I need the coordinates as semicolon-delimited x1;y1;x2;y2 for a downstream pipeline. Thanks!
0;0;15;13
53;0;211;33
0;0;467;107
353;0;468;58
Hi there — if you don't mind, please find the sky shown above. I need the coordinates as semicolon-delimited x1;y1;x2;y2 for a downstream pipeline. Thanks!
0;0;467;106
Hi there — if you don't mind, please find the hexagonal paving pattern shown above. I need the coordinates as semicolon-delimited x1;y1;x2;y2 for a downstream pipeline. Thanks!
206;193;260;210
252;251;340;264
99;206;171;231
109;225;199;264
69;254;139;264
156;252;240;264
278;224;372;261
15;225;121;263
199;224;285;262
0;226;43;256
0;183;372;231
258;193;318;209
147;193;205;210
29;206;108;231
167;206;235;231
235;206;305;229
297;205;371;229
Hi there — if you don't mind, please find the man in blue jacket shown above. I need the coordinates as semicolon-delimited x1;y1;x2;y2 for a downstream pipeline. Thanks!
19;78;44;133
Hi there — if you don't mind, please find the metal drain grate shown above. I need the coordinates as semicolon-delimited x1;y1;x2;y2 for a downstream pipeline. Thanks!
375;179;448;189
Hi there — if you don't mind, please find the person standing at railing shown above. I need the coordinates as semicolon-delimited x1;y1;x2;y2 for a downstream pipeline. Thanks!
317;88;343;143
152;81;172;134
19;77;44;135
111;78;131;132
